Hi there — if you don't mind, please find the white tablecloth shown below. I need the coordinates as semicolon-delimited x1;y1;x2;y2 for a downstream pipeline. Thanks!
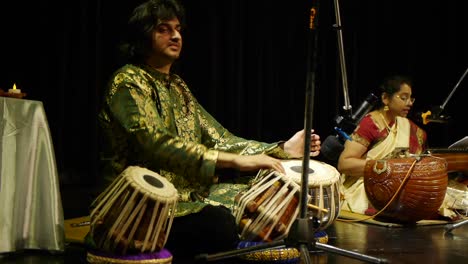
0;97;64;253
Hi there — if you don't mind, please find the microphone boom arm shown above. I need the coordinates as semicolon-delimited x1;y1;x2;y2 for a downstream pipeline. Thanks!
333;0;351;114
421;67;468;125
441;67;468;110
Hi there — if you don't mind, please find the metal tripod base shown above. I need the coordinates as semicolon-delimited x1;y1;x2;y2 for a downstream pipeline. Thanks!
195;218;388;263
194;238;387;263
445;218;468;233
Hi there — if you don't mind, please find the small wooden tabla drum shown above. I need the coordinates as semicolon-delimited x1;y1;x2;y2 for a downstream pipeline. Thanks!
234;171;301;242
364;156;448;223
89;166;178;255
282;159;341;231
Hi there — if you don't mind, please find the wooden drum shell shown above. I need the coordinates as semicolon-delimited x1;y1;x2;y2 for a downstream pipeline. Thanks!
364;156;448;223
89;166;178;255
234;172;300;242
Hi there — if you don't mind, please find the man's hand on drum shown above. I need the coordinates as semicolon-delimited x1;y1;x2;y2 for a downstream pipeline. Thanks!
217;152;286;174
283;129;321;158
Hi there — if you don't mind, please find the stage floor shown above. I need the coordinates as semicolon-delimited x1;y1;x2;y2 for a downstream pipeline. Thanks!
2;217;468;264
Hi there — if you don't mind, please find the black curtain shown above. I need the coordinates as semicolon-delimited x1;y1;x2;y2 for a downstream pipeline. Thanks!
180;0;468;148
1;0;466;216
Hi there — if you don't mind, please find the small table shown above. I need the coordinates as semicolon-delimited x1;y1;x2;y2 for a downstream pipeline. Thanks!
0;97;64;253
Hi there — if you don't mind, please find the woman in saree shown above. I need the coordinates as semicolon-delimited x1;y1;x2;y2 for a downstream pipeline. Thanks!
337;75;468;220
337;75;427;216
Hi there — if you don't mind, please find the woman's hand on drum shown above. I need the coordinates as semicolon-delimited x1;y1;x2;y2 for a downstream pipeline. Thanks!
217;152;286;174
283;129;321;158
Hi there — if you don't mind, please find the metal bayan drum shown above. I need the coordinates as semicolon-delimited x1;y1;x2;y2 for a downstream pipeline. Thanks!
282;159;341;231
364;156;448;223
234;171;301;242
89;166;178;255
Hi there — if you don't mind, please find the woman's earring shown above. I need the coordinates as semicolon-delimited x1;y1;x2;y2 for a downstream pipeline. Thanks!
383;105;389;111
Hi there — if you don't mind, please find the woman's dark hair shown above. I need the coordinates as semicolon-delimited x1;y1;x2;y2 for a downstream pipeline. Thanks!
375;75;413;108
119;0;185;63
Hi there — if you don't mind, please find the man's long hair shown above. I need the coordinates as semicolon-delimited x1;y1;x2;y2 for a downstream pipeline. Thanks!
119;0;186;64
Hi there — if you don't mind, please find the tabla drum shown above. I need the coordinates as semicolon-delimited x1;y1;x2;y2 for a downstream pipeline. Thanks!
364;156;448;223
234;171;301;242
89;166;178;255
282;159;341;231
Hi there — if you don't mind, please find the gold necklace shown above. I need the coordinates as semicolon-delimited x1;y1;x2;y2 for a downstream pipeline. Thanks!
379;112;397;134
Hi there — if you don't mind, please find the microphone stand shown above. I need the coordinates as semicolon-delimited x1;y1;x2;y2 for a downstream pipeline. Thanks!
321;0;358;166
321;0;379;166
333;0;352;117
195;1;387;263
421;67;468;124
445;218;468;233
437;67;468;233
329;0;354;136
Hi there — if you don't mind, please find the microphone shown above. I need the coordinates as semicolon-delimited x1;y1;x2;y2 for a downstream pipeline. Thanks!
418;67;467;125
334;92;379;135
419;105;450;125
351;92;379;124
322;92;378;164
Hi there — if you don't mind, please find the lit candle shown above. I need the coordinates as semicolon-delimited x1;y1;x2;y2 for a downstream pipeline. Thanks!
8;83;21;94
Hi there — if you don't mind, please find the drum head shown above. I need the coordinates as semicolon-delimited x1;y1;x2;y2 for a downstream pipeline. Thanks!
124;166;178;202
282;159;340;186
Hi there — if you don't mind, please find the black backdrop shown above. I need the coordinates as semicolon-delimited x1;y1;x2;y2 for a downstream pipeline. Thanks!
1;1;467;193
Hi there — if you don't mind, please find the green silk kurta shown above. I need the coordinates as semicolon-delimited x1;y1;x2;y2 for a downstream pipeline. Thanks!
98;64;290;217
